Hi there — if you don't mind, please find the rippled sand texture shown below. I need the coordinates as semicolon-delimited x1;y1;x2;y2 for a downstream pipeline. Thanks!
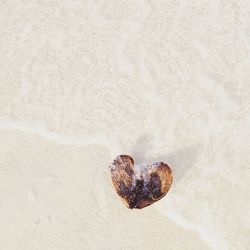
0;1;250;250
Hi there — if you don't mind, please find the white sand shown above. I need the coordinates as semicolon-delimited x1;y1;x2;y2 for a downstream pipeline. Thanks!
0;130;210;250
0;1;249;249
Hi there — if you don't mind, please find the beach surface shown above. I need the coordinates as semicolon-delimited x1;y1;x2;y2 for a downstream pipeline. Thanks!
0;1;249;249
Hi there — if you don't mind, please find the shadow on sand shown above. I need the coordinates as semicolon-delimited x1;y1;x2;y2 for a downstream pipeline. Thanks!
132;135;201;181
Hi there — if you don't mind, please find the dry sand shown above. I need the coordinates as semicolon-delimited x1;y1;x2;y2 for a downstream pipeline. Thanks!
0;1;250;249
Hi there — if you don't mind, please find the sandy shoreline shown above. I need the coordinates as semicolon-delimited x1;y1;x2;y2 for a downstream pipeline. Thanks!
0;130;210;250
0;1;250;249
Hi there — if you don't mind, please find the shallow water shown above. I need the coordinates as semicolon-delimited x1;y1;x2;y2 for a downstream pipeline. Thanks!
0;1;250;249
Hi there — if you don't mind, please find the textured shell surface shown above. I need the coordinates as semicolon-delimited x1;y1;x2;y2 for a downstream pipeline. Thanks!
110;155;173;209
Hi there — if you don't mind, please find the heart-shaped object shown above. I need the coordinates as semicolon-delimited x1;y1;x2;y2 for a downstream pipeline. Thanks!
110;155;173;209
